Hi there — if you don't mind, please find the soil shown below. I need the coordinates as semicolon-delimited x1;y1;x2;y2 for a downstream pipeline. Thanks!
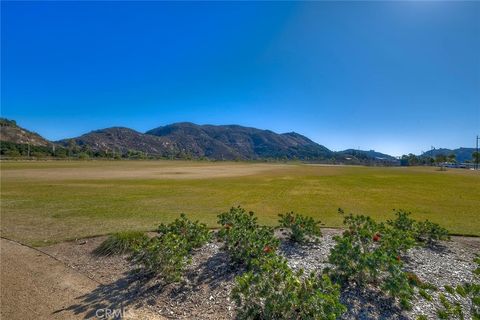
0;238;163;320
2;230;479;320
2;162;289;181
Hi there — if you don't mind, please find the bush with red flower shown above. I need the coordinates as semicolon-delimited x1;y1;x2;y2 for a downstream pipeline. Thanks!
217;206;279;267
278;211;323;243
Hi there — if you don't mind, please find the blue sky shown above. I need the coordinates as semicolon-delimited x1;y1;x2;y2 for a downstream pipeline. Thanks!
2;1;479;156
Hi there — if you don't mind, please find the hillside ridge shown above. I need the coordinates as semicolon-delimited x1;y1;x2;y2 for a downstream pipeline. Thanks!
2;118;475;163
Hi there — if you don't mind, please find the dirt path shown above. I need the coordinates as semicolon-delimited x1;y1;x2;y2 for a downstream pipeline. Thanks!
0;238;162;320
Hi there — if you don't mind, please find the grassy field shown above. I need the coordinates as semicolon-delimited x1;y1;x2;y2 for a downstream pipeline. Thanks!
1;160;479;246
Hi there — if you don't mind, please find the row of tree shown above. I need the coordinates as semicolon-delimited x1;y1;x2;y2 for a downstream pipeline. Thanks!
0;141;155;160
400;152;480;166
3;140;480;167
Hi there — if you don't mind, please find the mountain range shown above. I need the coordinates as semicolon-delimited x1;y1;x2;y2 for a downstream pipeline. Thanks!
55;122;333;160
0;118;476;163
420;148;477;163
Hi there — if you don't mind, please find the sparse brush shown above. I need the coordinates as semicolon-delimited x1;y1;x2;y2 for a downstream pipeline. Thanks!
93;231;148;256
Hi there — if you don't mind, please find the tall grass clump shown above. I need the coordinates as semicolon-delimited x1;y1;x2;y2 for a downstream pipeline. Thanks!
93;231;148;256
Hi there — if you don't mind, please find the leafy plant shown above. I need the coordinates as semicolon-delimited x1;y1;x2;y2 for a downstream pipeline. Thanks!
131;213;211;282
93;231;149;256
131;232;190;282
387;210;450;246
378;224;416;257
327;211;416;308
387;210;416;232
415;220;450;244
217;206;258;230
278;211;322;243
217;207;279;267
157;213;211;251
232;255;346;320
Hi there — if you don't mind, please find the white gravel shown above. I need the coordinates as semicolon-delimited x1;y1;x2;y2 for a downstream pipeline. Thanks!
41;230;479;320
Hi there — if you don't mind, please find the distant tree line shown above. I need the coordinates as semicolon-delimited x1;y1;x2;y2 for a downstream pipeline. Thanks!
1;141;167;160
400;152;479;167
0;140;406;165
0;141;237;161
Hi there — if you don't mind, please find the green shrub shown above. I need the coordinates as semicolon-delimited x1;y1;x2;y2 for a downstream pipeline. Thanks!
217;207;279;267
387;210;416;233
232;255;346;320
415;220;450;244
327;212;415;308
278;211;322;243
93;231;148;256
387;210;450;245
131;232;189;282
157;213;211;251
217;206;258;230
131;213;211;282
378;224;416;257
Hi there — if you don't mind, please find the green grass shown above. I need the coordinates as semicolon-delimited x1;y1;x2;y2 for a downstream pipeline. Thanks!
1;161;479;246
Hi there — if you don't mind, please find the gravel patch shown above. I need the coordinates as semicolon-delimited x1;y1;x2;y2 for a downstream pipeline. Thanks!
403;240;479;320
279;230;339;273
40;232;479;320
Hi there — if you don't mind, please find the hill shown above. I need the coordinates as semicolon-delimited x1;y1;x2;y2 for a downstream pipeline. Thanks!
338;149;397;161
421;148;476;163
146;122;332;160
9;118;470;164
0;118;50;146
56;127;176;157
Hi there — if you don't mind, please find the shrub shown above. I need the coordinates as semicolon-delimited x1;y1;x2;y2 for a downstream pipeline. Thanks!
387;210;416;233
387;210;450;245
131;232;189;282
232;255;346;320
327;212;415;308
414;220;450;244
217;206;258;230
278;211;322;243
93;231;149;256
157;213;211;251
217;207;279;267
132;214;211;282
378;225;416;257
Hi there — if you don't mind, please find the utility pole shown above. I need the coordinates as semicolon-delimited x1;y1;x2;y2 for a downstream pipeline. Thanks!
476;135;479;170
27;143;31;158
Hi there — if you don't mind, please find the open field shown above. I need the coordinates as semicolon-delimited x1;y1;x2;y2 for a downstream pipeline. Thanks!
1;161;479;246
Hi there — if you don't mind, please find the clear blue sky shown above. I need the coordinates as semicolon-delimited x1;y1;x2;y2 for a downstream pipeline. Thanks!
2;1;479;156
